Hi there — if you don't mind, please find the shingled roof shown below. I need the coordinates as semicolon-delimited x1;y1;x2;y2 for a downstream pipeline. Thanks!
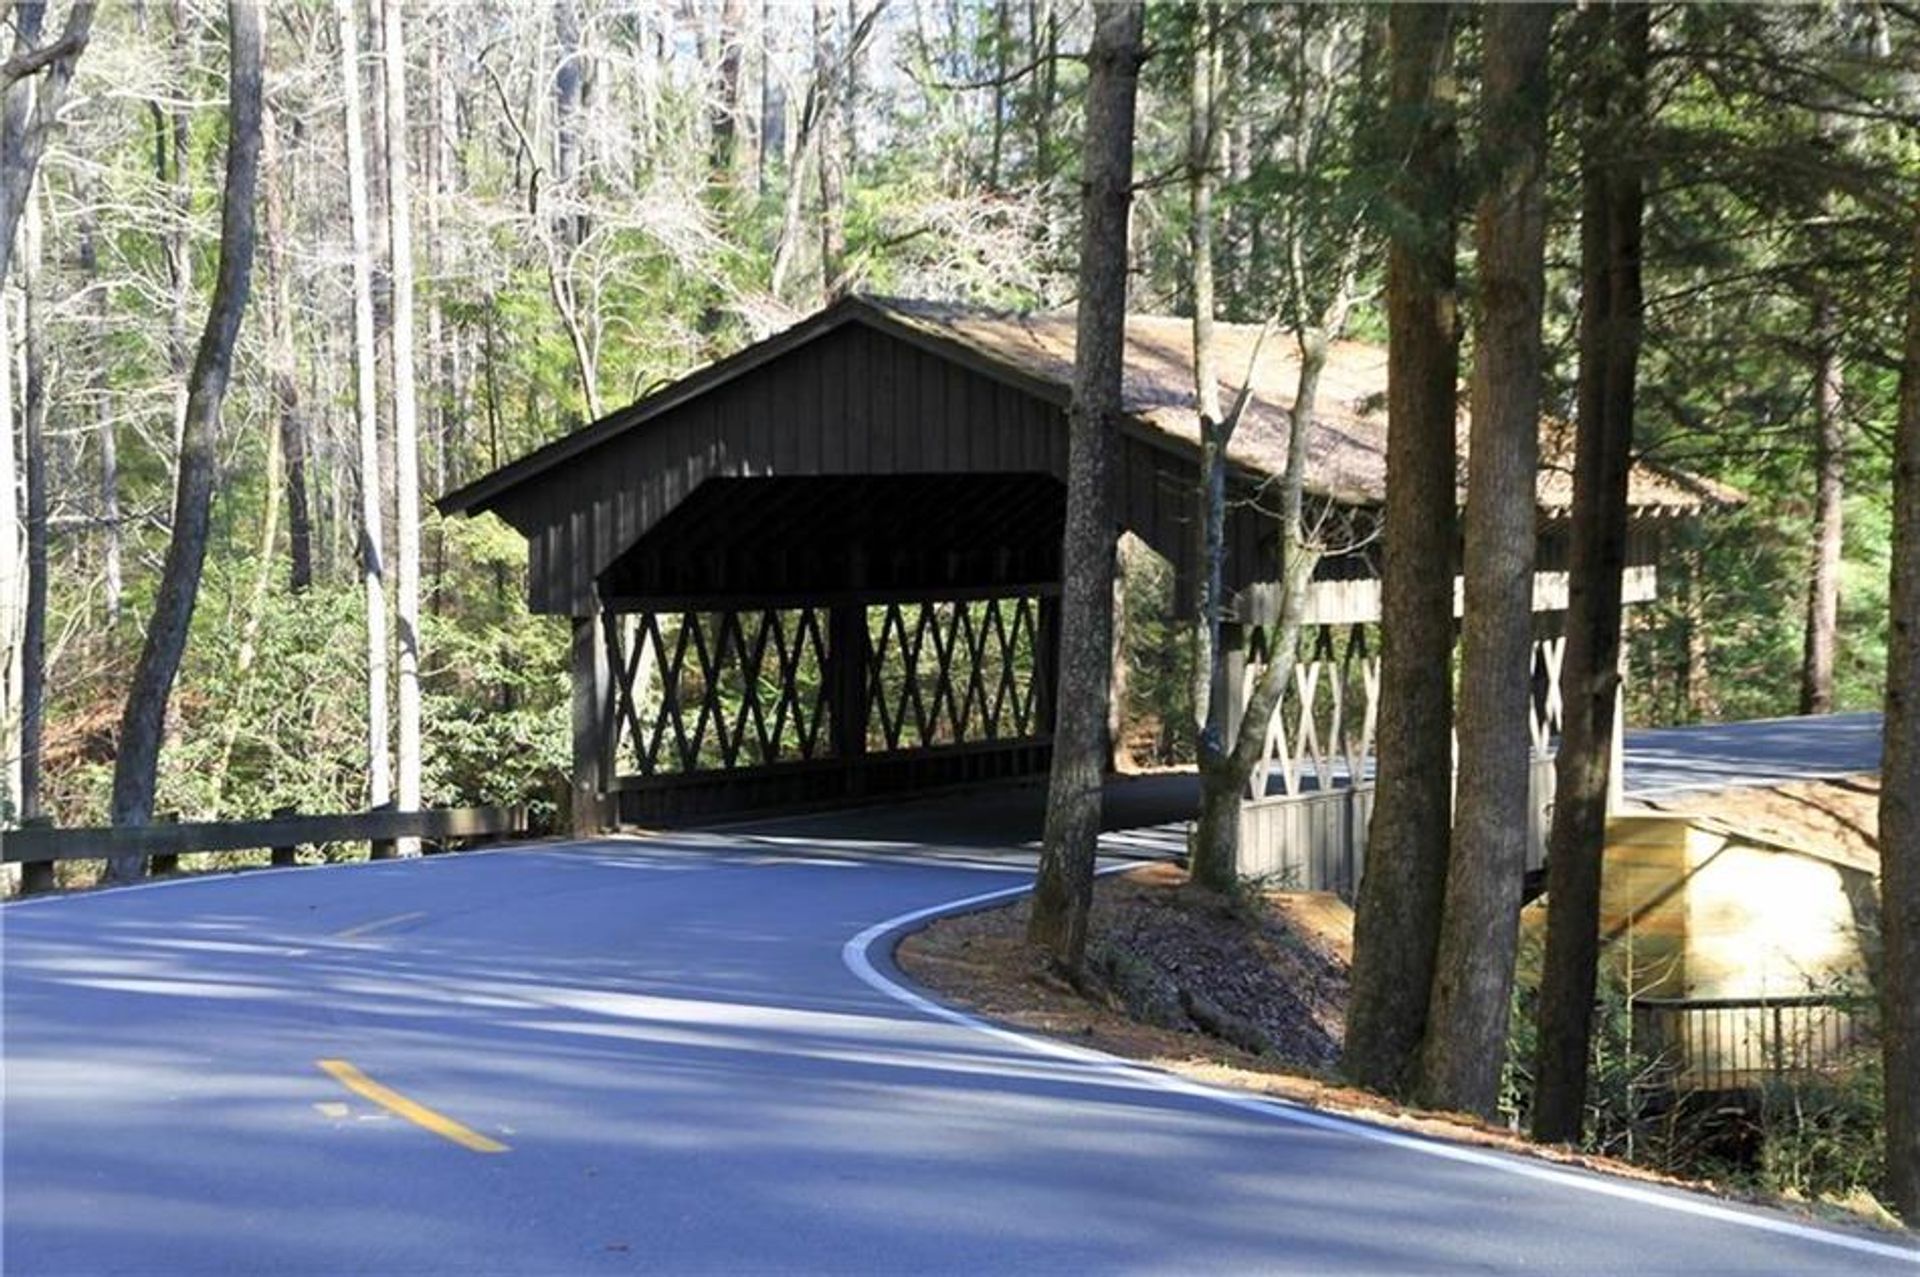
874;296;1741;515
442;294;1739;519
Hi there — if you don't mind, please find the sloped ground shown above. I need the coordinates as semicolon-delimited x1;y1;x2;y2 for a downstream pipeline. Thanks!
896;776;1905;1233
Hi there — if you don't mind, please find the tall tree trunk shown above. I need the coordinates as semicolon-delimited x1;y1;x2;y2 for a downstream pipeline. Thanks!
105;0;264;879
1417;2;1554;1118
1531;2;1649;1145
1881;207;1920;1227
162;0;194;462
1;273;14;826
383;0;423;850
341;0;391;815
710;0;744;180
19;189;47;821
262;108;312;592
1341;2;1461;1099
815;0;847;298
78;198;122;623
1800;294;1844;715
1187;2;1225;773
1026;0;1141;972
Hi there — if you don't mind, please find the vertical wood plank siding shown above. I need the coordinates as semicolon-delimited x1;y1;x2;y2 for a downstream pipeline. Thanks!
495;321;1216;615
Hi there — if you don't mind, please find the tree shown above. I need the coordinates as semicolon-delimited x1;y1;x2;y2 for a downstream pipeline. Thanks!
340;0;390;817
1027;0;1143;972
1186;4;1378;892
1341;2;1461;1098
104;0;263;877
383;0;423;850
2;0;92;824
1417;1;1555;1118
1881;208;1920;1225
1532;3;1651;1144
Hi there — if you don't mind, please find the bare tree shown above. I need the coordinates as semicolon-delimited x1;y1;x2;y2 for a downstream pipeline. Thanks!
1341;2;1461;1099
1187;5;1375;891
262;109;312;592
340;0;390;816
383;0;423;850
1882;201;1920;1228
2;0;92;823
1418;1;1555;1118
1027;0;1142;972
1532;2;1651;1143
105;0;264;878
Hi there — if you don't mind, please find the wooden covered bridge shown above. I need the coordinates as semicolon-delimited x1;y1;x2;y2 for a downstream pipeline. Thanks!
439;295;1730;839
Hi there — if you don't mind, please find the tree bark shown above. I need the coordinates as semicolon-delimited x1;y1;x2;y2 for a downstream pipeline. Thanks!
1800;294;1844;715
1341;2;1461;1099
79;198;122;623
0;0;93;282
340;0;391;816
106;0;264;879
262;107;313;592
815;0;847;298
1881;206;1920;1227
1531;2;1649;1145
1026;0;1141;972
1417;1;1553;1118
19;190;48;821
382;0;423;851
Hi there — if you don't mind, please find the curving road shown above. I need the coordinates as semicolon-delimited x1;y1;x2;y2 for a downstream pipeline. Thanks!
5;802;1916;1274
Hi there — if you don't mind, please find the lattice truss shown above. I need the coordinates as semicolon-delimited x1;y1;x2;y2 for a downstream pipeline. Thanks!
1240;625;1569;800
865;597;1045;752
604;608;834;776
603;596;1047;777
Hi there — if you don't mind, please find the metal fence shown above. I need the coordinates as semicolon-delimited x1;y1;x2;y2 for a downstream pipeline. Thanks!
1630;995;1870;1093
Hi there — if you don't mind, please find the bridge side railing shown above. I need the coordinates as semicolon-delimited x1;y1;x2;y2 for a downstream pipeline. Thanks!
1;804;530;896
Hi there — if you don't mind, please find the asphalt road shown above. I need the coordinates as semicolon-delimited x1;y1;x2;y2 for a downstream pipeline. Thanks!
5;790;1915;1273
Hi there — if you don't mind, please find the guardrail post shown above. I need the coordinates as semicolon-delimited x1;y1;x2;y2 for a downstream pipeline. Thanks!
270;806;299;868
19;816;56;894
368;801;397;861
150;812;180;876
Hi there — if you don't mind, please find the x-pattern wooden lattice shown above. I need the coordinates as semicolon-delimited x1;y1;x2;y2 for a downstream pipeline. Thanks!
866;597;1043;753
1243;625;1570;800
604;608;833;775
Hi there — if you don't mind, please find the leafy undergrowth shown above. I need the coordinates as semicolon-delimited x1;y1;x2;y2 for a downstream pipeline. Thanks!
895;861;1910;1236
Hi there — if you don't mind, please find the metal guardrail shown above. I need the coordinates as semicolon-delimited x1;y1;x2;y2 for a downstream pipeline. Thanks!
1630;994;1868;1093
1;804;530;895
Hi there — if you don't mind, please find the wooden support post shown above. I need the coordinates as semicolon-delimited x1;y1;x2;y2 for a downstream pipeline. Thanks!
150;812;180;875
570;610;611;836
19;816;55;894
270;805;299;867
830;603;871;797
369;800;397;860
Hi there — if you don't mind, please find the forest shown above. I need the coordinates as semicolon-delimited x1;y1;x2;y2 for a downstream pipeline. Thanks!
3;0;1919;1229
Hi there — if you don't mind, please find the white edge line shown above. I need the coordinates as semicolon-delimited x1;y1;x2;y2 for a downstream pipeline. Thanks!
842;869;1920;1266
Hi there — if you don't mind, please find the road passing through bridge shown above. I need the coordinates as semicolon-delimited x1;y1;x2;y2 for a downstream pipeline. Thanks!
4;803;1914;1274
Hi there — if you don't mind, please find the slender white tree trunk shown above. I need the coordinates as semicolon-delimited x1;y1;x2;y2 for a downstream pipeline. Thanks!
383;0;423;852
340;0;391;816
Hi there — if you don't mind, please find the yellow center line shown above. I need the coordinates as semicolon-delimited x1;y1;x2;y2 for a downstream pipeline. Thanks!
331;911;427;940
317;1059;510;1154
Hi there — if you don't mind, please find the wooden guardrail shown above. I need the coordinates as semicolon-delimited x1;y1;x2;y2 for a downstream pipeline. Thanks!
1;804;529;896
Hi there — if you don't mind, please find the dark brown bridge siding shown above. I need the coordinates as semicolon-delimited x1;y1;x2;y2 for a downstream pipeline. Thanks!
495;321;1210;615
